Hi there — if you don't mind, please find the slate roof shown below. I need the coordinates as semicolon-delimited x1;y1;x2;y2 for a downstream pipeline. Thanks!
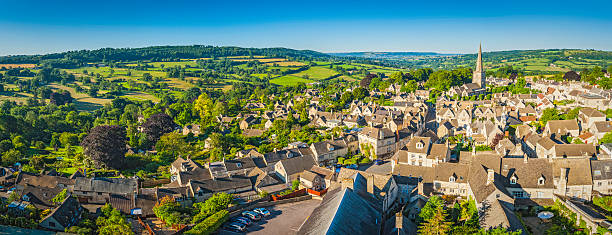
189;175;253;194
434;162;470;183
297;187;381;235
73;177;138;195
40;196;82;229
500;158;554;189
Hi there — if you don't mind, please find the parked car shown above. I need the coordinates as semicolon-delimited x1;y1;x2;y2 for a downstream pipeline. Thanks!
253;208;270;217
373;160;384;165
346;164;358;169
231;216;252;226
225;222;246;232
241;211;262;221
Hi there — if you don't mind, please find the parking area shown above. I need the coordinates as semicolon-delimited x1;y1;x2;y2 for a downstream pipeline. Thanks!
220;199;321;235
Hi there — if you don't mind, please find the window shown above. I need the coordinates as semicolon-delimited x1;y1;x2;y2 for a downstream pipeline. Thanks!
449;176;455;182
510;177;517;184
98;192;102;196
595;170;602;176
598;182;603;186
416;142;424;149
538;177;545;185
512;191;526;198
537;191;544;198
236;163;242;168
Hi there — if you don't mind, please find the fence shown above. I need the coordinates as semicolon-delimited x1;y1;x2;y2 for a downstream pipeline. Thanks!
307;188;328;197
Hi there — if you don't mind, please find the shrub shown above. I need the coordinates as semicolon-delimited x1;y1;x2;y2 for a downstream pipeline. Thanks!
185;210;229;235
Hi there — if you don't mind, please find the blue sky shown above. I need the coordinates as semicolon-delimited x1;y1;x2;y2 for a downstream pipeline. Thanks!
0;0;611;55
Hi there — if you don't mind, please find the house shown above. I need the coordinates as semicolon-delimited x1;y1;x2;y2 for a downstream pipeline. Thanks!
591;121;612;141
187;176;253;201
39;196;83;231
544;119;580;138
433;162;470;197
553;158;592;200
551;144;596;159
579;108;606;129
72;177;138;204
337;168;398;212
500;158;555;208
182;124;201;136
240;116;258;130
248;168;285;194
274;156;317;183
591;159;612;195
392;137;449;167
299;171;324;190
358;126;396;159
310;139;348;165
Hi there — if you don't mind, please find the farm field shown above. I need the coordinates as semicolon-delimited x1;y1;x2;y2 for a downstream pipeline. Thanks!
270;75;315;86
292;66;339;80
0;64;36;69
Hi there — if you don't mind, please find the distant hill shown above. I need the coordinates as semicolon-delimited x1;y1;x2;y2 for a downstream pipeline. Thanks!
0;45;330;67
329;51;458;58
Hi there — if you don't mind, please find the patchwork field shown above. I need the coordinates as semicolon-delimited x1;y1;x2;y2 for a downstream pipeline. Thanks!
292;66;339;80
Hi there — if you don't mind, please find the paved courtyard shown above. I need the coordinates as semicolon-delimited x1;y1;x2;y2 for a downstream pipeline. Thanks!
220;199;321;235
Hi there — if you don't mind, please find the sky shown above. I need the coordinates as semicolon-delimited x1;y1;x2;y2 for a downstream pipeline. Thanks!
0;0;611;55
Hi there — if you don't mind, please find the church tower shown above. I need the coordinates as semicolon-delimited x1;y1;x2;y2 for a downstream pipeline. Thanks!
472;43;486;88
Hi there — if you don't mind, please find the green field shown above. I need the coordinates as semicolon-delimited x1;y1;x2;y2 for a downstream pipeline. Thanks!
270;75;315;85
292;66;339;80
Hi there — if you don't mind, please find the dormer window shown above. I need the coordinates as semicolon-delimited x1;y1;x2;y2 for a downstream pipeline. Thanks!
449;176;455;182
236;163;242;168
538;176;545;185
510;176;517;184
416;141;424;149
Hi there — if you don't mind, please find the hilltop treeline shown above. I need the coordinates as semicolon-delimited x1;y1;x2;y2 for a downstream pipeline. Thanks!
0;46;330;68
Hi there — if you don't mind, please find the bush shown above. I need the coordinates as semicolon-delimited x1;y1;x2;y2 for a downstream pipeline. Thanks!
185;210;229;235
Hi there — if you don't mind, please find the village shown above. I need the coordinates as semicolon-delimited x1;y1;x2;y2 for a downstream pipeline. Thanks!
0;45;611;235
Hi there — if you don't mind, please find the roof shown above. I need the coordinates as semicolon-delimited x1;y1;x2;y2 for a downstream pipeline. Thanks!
278;156;317;177
189;175;253;194
591;159;612;181
300;171;321;182
480;199;526;233
73;177;138;195
553;144;596;158
500;158;554;189
392;164;435;183
434;162;470;183
580;107;605;118
40;196;81;229
467;153;511;202
405;137;432;154
552;158;592;186
546;119;579;133
297;187;381;235
359;126;394;140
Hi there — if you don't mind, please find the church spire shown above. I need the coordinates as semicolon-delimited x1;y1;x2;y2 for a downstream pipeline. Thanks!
476;43;483;72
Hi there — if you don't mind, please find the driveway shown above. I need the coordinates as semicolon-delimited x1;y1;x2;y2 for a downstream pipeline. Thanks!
220;199;321;235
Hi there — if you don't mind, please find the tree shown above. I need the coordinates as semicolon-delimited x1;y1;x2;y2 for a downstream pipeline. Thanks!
81;125;127;169
192;193;234;224
52;189;68;205
401;80;418;93
390;71;404;84
142;113;176;143
418;206;452;235
156;132;193;155
540;108;560;125
600;132;612;144
1;149;20;167
292;179;300;190
419;195;445;223
194;93;214;120
97;204;133;235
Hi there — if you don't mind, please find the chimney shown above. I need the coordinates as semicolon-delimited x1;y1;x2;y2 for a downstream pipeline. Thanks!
523;153;528;163
486;168;495;185
417;181;424;195
560;168;568;181
367;175;375;194
342;178;354;190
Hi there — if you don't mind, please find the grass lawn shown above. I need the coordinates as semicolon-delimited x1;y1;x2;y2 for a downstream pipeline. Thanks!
270;75;315;86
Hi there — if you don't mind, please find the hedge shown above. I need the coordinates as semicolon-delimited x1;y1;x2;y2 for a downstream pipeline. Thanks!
184;209;229;235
